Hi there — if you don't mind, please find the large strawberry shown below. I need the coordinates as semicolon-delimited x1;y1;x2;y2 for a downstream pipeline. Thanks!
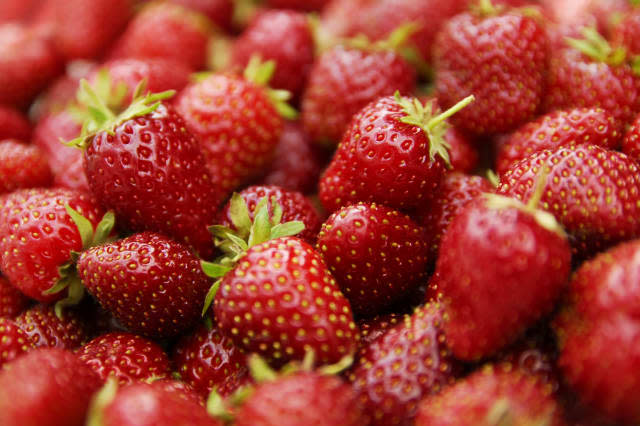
318;93;474;213
0;276;30;318
0;318;33;367
317;202;429;316
0;140;52;194
15;304;89;349
434;0;549;135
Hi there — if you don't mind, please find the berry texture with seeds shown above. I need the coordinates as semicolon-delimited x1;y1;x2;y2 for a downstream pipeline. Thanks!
0;318;33;367
15;304;89;350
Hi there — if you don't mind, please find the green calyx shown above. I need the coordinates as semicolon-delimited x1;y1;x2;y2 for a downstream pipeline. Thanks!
243;56;298;120
395;92;475;167
471;0;506;17
566;27;628;66
44;205;116;318
86;378;118;426
200;194;305;315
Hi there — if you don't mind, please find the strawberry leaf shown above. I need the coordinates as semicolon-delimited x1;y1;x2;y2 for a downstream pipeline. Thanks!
228;193;252;239
201;279;222;316
65;204;94;250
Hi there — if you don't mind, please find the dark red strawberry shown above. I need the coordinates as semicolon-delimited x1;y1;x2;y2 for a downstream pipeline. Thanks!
434;1;549;135
319;93;474;212
0;348;102;426
268;0;329;11
446;127;479;173
0;276;30;318
0;105;31;141
0;140;52;194
622;112;640;162
14;304;89;349
169;0;233;31
231;10;314;99
498;144;640;257
349;303;459;426
496;107;623;175
611;9;640;56
317;202;429;316
415;364;566;426
357;312;403;347
434;185;571;361
77;232;212;338
173;321;248;398
77;332;171;384
0;318;33;367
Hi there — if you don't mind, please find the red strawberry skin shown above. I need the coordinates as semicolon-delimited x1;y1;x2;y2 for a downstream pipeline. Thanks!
434;196;571;361
0;276;30;318
357;312;403;348
0;140;52;194
0;318;33;367
498;145;640;257
319;96;446;212
349;303;459;426
0;348;102;426
0;106;31;141
446;127;479;174
0;188;104;302
611;9;640;56
317;202;430;316
496;107;622;175
235;372;365;426
214;237;358;366
78;232;212;338
268;0;329;11
77;332;171;385
301;47;416;145
169;0;233;31
84;102;220;258
15;304;89;350
622;113;640;162
434;10;548;135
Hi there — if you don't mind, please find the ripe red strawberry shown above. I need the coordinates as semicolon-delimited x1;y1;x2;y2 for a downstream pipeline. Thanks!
0;140;52;194
169;0;233;31
0;348;102;426
622;112;640;162
109;2;212;70
173;321;248;398
0;318;33;367
77;332;171;384
317;202;429;316
415;364;566;426
0;105;31;141
147;379;204;406
446;127;479;173
417;173;493;259
231;10;314;99
496;107;623;175
357;312;403;347
213;237;358;366
434;2;549;135
611;9;640;56
349;303;459;426
268;0;329;11
77;232;213;338
498;144;640;257
319;94;474;212
0;188;106;303
434;188;571;361
301;43;416;145
175;62;288;199
0;276;30;318
15;304;89;349
219;186;321;244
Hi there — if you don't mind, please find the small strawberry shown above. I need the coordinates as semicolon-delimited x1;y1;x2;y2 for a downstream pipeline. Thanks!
0;105;31;141
77;332;171;384
0;318;33;367
318;93;474;213
169;0;233;31
14;304;89;349
0;140;53;194
349;303;459;426
434;0;549;135
0;348;102;426
414;364;566;426
316;202;429;316
0;275;30;318
173;321;248;398
357;312;403;347
496;107;623;175
77;232;212;338
435;176;572;361
622;112;640;162
497;144;640;257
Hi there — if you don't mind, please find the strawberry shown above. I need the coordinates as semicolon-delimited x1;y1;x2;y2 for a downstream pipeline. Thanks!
175;60;291;199
231;10;314;99
0;105;31;141
622;112;640;162
611;9;640;56
414;364;566;426
357;312;403;347
434;182;572;361
0;348;102;426
418;173;494;259
318;93;474;213
0;318;33;367
434;1;549;135
14;304;89;349
349;303;459;426
219;186;321;244
301;36;417;146
77;232;213;338
267;0;329;11
147;379;205;406
496;107;623;176
77;332;171;384
0;275;30;318
173;321;249;398
316;202;430;316
497;144;640;257
446;127;480;173
109;2;213;70
0;140;52;194
0;0;43;23
169;0;233;31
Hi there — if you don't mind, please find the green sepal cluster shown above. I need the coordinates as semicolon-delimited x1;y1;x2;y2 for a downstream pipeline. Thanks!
44;205;116;318
395;91;475;167
200;194;305;315
471;0;506;17
566;28;628;67
243;56;299;120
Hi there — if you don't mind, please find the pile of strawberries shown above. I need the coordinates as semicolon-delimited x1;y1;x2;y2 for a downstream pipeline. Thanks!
1;0;640;424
